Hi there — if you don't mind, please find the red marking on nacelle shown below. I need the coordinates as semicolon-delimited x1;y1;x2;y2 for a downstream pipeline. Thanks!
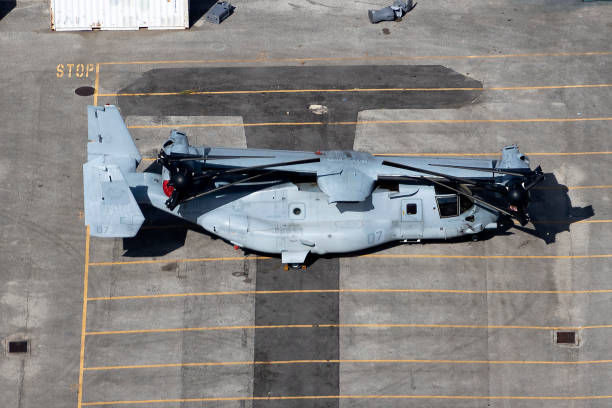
233;245;240;250
162;180;174;197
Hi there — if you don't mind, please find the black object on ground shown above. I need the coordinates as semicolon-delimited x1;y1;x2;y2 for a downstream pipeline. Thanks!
205;1;234;24
556;332;576;344
369;0;416;24
8;340;28;353
75;86;95;96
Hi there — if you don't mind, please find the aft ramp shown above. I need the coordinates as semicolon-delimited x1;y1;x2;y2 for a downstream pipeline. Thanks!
83;105;144;237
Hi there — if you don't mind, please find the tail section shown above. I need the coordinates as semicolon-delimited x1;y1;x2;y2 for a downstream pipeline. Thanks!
83;105;144;237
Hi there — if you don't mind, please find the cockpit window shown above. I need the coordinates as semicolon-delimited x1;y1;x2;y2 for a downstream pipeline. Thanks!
459;195;473;214
437;195;459;218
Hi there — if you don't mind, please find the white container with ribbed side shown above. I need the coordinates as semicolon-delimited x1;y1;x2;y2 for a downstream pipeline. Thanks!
50;0;189;31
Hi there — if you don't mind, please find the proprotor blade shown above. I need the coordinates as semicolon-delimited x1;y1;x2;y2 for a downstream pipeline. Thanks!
182;171;276;203
381;160;498;190
428;163;528;177
215;157;321;175
170;154;276;162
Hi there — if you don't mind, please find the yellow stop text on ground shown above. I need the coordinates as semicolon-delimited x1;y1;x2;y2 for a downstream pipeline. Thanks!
56;64;95;78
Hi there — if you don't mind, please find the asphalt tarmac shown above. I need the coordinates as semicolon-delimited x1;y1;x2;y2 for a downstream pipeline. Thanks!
1;1;611;408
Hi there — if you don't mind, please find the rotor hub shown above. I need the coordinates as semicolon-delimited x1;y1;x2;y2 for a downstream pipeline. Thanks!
170;172;192;190
506;182;528;206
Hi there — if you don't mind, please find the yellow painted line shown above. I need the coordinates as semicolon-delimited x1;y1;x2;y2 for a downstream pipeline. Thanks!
88;255;269;266
528;219;612;225
88;253;612;267
93;64;100;106
76;226;90;408
127;116;612;129
567;185;612;190
87;288;612;302
97;83;612;97
84;322;612;336
101;87;487;97
361;254;612;260
84;358;612;371
82;394;612;405
97;50;612;66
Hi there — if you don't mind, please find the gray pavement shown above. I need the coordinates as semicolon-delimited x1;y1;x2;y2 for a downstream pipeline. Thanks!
1;0;611;407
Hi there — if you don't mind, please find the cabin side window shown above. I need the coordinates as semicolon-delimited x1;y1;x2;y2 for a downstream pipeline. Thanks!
437;195;459;218
406;203;417;215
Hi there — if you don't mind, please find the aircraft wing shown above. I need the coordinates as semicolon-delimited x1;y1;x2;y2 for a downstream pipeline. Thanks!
83;156;145;238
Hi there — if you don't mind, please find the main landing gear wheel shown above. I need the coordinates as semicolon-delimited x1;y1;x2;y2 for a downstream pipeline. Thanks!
284;263;306;270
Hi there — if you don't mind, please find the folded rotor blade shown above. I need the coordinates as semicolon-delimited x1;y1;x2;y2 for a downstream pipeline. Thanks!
381;160;496;189
181;171;276;203
428;163;528;177
220;157;321;175
170;154;276;162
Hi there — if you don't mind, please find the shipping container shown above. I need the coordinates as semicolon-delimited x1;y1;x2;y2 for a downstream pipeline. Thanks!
50;0;189;31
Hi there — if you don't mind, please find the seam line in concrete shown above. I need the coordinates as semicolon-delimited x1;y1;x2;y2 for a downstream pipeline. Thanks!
96;50;612;66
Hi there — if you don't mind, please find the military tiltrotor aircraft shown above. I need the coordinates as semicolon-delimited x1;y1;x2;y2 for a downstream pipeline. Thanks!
84;105;544;267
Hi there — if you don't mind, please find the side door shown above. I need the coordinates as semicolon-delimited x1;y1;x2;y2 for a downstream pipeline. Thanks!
401;199;424;238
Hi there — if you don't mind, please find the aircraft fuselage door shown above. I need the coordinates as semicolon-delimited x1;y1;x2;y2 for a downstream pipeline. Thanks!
401;199;423;238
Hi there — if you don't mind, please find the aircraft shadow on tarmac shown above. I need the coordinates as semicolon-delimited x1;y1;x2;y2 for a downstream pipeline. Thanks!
188;0;217;26
122;205;203;257
514;172;594;244
0;1;16;21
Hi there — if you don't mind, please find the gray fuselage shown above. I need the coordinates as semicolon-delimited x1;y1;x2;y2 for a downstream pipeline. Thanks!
131;173;498;259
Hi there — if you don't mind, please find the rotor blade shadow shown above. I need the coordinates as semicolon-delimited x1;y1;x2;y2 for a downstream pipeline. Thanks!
517;173;594;244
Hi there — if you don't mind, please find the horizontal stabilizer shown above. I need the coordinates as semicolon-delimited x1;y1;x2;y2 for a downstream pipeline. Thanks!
83;157;144;238
87;105;141;173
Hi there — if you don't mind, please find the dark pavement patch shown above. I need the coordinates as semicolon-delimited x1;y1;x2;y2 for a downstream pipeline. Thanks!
118;65;481;150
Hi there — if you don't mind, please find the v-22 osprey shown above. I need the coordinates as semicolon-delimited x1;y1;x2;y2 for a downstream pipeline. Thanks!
83;105;544;267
